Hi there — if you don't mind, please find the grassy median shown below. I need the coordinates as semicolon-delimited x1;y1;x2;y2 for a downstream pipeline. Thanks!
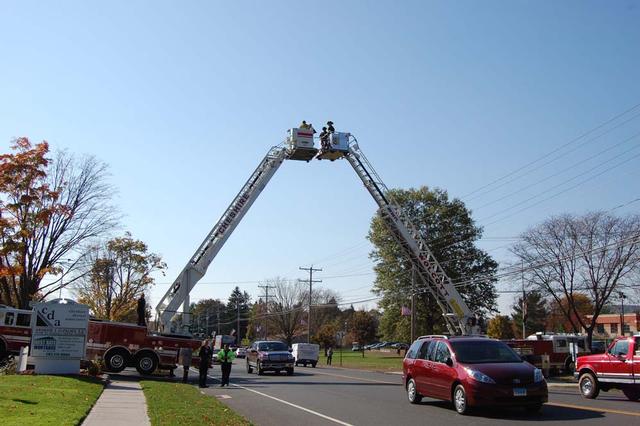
319;349;404;371
141;380;251;426
0;375;104;426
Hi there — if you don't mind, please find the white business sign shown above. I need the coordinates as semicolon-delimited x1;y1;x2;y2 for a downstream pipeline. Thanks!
31;299;89;374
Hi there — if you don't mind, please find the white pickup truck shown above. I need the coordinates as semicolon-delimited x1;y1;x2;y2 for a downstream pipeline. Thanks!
292;343;319;368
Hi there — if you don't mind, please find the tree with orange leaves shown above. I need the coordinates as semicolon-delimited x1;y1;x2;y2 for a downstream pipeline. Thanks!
0;138;117;308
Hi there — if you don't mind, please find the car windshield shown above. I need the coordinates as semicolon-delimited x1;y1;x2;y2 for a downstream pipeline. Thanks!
450;340;522;364
258;342;288;351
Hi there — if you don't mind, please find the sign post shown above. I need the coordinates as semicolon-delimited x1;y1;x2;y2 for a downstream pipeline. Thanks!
30;299;89;374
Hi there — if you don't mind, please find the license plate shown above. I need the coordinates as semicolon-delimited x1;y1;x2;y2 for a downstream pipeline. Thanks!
513;388;527;397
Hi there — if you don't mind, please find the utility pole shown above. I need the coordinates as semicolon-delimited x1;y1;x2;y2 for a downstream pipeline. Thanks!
521;260;526;339
237;298;241;345
299;265;322;344
411;265;416;343
216;306;220;336
258;283;275;340
618;291;626;336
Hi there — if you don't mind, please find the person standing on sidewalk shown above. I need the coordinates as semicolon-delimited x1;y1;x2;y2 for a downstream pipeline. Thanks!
217;343;236;387
327;346;334;366
136;294;146;326
199;339;212;388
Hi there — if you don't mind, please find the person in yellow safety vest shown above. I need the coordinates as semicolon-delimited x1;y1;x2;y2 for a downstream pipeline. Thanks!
299;120;311;129
217;343;236;387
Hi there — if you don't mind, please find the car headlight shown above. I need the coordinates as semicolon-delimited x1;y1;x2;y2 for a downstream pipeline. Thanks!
534;368;544;383
464;367;495;384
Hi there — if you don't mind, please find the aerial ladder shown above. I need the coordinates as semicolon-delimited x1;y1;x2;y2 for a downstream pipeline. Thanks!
156;127;479;335
343;137;480;335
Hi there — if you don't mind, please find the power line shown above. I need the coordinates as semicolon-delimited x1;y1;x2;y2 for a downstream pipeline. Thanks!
473;130;640;212
462;102;640;199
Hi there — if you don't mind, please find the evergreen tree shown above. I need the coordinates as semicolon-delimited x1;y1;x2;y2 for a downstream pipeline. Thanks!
511;291;547;338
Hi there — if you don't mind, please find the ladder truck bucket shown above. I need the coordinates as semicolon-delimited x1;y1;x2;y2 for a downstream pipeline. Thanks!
286;128;318;161
316;132;350;161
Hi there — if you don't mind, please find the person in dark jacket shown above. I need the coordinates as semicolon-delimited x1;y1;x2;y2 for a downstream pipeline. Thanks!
327;121;335;133
319;127;329;151
137;295;146;326
327;346;334;365
199;340;212;388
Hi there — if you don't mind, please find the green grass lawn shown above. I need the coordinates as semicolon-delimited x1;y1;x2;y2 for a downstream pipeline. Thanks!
319;348;404;371
141;380;251;426
0;375;104;426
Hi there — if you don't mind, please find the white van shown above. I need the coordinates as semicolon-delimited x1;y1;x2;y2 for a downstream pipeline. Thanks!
291;343;319;367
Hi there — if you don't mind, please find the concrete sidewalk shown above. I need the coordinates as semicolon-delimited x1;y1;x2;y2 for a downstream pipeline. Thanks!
82;380;151;426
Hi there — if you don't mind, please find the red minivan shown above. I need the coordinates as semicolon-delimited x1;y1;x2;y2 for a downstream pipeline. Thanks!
403;335;548;414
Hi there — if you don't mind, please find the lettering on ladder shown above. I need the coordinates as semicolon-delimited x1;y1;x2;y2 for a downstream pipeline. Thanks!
216;192;250;237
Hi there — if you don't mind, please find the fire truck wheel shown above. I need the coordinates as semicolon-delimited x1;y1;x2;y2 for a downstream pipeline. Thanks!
135;351;158;375
579;372;600;399
564;357;575;374
105;349;129;373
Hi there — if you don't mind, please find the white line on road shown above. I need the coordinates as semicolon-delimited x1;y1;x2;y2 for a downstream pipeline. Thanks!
190;368;354;426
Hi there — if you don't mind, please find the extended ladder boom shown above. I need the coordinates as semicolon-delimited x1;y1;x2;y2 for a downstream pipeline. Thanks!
156;146;288;332
345;140;479;335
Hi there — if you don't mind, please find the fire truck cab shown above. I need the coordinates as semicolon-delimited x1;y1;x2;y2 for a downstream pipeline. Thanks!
506;333;590;374
0;305;33;360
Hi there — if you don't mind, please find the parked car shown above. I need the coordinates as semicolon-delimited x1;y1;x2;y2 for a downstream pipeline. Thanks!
352;343;362;351
235;347;247;358
246;340;295;375
365;342;380;350
403;335;547;414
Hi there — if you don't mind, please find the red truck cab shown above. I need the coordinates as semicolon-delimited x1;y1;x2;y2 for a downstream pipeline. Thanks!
575;335;639;401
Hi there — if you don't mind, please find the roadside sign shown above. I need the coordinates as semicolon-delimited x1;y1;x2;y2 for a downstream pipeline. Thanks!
30;299;89;374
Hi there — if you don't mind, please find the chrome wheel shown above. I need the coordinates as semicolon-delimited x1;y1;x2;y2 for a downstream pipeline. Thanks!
110;354;124;369
406;379;421;404
454;385;468;414
578;373;599;399
139;357;153;371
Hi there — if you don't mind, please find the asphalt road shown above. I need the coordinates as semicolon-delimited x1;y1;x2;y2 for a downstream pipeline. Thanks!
193;361;640;426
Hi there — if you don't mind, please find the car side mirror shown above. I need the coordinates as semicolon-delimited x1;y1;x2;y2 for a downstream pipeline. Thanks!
445;357;454;367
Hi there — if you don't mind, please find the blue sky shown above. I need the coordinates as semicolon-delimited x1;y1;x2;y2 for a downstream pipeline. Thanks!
1;1;639;316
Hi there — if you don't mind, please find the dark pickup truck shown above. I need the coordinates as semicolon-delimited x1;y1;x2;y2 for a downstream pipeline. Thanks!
246;340;295;375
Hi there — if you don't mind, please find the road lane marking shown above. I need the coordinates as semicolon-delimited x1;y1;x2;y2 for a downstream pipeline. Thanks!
546;402;640;417
190;368;354;426
311;370;400;385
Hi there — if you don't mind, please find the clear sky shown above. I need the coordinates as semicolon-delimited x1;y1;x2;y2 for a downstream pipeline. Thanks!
1;1;639;316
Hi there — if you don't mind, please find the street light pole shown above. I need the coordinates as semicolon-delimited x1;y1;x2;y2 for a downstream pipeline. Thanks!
618;291;626;336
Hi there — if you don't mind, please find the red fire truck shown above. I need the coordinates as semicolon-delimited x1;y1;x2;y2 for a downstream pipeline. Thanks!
0;305;33;360
0;304;202;375
505;333;590;374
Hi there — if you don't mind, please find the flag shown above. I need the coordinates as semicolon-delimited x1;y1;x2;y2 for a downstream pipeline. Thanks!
401;306;411;316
